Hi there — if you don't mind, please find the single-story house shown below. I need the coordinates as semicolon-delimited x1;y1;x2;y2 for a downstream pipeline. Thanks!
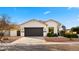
10;19;62;36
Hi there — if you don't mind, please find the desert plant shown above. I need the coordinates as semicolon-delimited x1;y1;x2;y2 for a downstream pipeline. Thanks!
47;32;53;37
52;33;58;37
47;33;58;37
59;30;65;36
64;34;78;40
64;34;78;38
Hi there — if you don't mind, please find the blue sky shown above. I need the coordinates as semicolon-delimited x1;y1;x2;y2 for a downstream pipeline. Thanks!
0;7;79;29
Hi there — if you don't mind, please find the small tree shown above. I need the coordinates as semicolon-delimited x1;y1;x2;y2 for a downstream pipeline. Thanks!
59;25;66;36
62;25;66;31
0;15;10;37
0;15;19;40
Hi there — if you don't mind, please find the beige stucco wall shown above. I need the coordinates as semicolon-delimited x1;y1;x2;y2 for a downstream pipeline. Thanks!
45;20;59;34
20;20;47;36
10;30;17;36
4;30;10;36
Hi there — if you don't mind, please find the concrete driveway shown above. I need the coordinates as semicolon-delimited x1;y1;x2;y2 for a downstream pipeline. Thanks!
12;37;46;44
12;37;79;45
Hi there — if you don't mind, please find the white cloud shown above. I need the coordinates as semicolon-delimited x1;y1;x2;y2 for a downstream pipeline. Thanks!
77;15;79;17
77;19;79;21
67;7;79;10
44;11;51;15
67;7;73;10
76;15;79;21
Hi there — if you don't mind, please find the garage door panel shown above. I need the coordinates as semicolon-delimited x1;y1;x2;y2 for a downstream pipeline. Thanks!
24;28;43;36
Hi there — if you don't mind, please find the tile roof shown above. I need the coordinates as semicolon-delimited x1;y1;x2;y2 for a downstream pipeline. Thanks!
20;19;62;26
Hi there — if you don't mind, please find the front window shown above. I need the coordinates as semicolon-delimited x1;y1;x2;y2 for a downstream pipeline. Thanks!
48;27;54;33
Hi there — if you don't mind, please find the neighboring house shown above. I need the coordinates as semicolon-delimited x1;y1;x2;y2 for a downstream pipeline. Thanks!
10;19;62;36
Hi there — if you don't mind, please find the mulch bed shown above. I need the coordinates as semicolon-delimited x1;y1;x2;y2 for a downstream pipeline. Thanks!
44;37;79;42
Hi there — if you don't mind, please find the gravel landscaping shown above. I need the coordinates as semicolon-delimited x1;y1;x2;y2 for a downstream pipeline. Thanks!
0;36;21;43
44;37;79;42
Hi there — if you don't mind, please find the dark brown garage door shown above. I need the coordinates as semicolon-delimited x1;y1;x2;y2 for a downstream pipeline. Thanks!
24;27;43;36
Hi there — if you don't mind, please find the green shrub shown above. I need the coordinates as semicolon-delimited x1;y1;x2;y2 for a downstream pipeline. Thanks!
59;30;65;36
64;34;78;38
47;33;53;37
47;33;58;37
52;34;58;37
